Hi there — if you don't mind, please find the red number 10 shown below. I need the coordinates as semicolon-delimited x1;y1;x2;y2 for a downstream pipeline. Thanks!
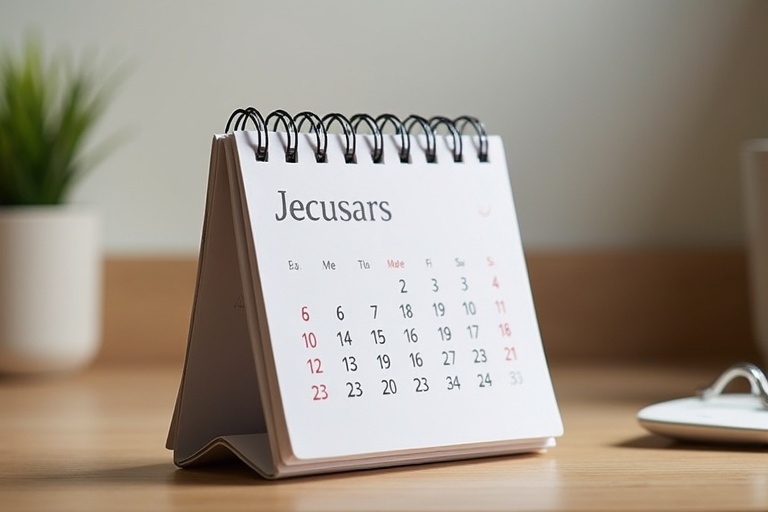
302;332;317;348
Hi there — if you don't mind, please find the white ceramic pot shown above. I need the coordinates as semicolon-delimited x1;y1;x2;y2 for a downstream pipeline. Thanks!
0;206;101;375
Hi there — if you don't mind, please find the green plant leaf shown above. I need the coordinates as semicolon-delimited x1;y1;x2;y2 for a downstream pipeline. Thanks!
0;38;122;205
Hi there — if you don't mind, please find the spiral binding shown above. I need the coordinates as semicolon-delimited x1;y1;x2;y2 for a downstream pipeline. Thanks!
224;108;489;164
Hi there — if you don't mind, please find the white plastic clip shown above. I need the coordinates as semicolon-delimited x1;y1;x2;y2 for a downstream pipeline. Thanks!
698;362;768;408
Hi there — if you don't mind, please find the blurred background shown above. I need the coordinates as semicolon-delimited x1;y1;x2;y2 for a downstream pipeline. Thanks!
3;0;768;255
3;0;768;366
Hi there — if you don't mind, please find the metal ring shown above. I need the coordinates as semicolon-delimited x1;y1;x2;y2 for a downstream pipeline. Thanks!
225;107;261;132
404;115;436;163
350;113;383;163
265;109;298;163
375;114;410;163
455;115;489;162
321;113;356;164
698;362;768;408
294;111;328;163
224;108;244;132
225;107;268;161
430;116;463;163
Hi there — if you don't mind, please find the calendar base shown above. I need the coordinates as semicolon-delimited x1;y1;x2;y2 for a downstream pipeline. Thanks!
174;433;557;479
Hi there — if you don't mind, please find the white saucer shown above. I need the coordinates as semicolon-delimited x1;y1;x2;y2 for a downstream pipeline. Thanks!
638;394;768;444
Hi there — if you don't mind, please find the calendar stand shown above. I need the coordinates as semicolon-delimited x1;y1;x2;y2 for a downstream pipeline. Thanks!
166;138;277;476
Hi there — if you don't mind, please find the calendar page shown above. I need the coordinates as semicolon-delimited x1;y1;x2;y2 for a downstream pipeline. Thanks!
233;130;562;461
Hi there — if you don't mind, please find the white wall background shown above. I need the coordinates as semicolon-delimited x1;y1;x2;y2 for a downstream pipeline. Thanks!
2;0;767;254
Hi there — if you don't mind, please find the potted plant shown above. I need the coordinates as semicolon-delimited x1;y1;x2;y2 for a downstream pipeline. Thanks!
0;40;119;375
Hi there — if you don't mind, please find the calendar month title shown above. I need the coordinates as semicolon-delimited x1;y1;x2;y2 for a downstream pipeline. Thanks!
274;190;392;222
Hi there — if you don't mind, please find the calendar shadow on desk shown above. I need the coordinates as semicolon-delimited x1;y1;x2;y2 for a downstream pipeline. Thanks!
617;435;768;453
0;461;263;488
0;462;180;488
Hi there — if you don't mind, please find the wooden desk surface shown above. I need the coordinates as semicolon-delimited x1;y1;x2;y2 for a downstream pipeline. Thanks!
1;362;764;511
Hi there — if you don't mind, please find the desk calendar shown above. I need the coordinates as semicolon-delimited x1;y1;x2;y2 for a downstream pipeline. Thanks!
166;109;563;478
